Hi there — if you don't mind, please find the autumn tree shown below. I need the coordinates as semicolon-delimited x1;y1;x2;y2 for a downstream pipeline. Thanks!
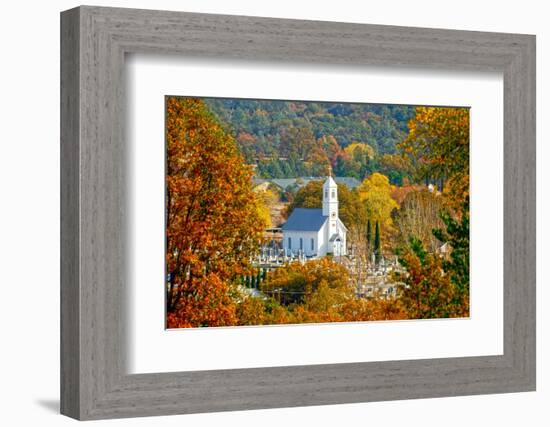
305;145;331;176
254;196;272;229
378;153;413;185
396;106;470;318
235;131;257;162
394;189;445;252
340;297;408;322
400;106;469;208
337;142;375;178
390;182;418;205
333;151;354;177
396;198;470;319
253;186;281;229
357;172;399;230
280;127;317;160
398;238;462;318
165;97;264;328
236;297;268;326
261;258;353;306
318;135;343;165
344;142;375;163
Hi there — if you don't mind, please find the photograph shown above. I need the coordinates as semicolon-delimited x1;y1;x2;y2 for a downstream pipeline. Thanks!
165;96;470;328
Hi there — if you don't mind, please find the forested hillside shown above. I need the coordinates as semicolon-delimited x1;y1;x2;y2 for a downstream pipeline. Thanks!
205;98;416;183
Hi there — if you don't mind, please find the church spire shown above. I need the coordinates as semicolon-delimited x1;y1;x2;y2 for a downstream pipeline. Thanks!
322;175;338;218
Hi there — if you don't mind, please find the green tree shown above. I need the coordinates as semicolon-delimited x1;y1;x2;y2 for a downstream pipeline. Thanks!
432;197;470;304
396;198;470;319
374;221;381;264
397;238;459;318
379;153;413;185
280;127;316;159
256;269;262;288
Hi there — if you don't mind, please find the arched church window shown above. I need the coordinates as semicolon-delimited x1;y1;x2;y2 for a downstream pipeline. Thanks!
331;190;335;198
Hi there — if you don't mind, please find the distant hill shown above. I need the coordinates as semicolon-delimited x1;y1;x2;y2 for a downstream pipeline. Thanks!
204;98;416;181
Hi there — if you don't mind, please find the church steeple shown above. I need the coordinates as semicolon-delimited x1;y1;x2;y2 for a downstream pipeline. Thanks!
322;176;338;219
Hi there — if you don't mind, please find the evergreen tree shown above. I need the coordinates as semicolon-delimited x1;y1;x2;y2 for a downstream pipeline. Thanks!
256;269;262;288
267;160;283;178
374;221;381;264
432;197;470;302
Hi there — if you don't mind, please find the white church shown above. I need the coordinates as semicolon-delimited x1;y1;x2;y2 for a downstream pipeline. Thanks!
282;176;348;257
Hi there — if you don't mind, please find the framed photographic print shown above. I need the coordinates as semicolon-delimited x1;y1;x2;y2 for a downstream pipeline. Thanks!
61;5;536;420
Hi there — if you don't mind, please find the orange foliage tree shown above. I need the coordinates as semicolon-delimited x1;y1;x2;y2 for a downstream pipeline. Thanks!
397;238;468;319
166;97;264;328
400;107;469;210
256;258;407;324
396;106;470;319
260;258;353;307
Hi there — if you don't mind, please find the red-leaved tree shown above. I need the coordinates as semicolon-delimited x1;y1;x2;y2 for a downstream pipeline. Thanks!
166;97;264;328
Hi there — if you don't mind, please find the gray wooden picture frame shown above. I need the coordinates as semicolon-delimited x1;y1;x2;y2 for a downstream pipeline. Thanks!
60;5;536;421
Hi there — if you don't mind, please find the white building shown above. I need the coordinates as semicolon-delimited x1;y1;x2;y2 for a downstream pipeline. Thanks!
282;176;347;257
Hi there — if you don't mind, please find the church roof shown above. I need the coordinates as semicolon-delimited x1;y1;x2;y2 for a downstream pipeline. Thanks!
329;233;343;242
323;176;337;189
337;217;348;232
282;208;327;232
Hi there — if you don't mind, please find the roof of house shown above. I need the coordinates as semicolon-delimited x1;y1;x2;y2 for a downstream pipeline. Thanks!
252;178;269;186
334;176;361;189
271;178;299;190
282;208;327;232
253;176;362;191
